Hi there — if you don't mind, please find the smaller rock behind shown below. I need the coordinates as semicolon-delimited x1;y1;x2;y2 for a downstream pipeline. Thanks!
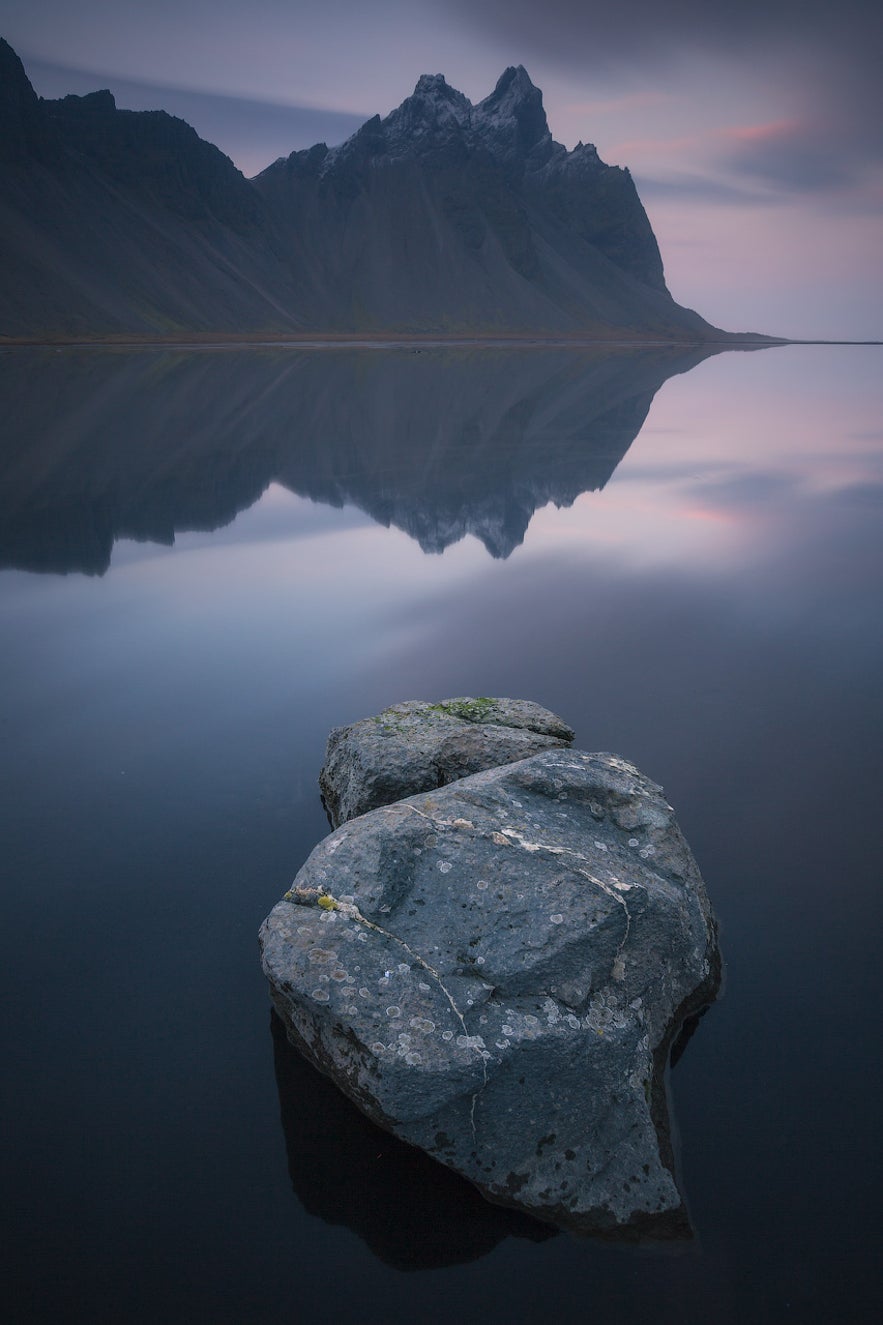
320;697;574;828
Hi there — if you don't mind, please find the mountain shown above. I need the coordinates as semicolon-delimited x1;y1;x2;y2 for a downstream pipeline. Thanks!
0;342;722;574
0;39;307;337
0;40;751;340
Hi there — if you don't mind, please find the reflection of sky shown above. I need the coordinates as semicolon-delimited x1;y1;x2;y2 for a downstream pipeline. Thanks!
524;346;883;570
107;488;375;571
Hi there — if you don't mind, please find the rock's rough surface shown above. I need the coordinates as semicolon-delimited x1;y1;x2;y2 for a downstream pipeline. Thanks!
261;747;720;1237
319;697;574;828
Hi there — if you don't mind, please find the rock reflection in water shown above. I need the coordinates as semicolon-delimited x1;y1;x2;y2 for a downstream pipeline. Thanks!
271;1011;553;1270
0;343;724;575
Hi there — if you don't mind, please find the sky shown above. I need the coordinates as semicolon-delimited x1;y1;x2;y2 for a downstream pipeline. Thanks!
2;0;881;339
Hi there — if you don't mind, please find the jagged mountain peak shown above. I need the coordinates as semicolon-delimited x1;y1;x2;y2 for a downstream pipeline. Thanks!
480;64;542;113
411;72;468;103
376;72;472;155
475;64;551;163
496;64;535;89
324;65;557;171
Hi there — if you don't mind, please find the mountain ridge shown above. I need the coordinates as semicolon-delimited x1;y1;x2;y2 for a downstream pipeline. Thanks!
0;40;767;340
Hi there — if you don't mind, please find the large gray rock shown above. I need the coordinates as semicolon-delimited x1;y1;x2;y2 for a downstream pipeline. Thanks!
319;697;574;828
261;747;720;1238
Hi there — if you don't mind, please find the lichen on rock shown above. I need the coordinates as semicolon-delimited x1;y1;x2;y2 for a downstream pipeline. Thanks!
319;695;574;828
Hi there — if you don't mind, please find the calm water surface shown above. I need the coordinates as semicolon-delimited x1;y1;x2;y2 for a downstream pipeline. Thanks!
1;344;881;1323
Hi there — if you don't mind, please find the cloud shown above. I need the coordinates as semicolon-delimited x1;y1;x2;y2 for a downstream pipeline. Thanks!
444;1;882;79
720;119;877;197
634;172;774;208
446;0;883;201
624;117;881;210
683;470;800;509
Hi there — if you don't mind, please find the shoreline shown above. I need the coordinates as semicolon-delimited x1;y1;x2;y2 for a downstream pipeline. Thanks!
0;332;792;351
1;333;877;352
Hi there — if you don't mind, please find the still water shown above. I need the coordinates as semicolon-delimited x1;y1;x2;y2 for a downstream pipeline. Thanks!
1;344;880;1323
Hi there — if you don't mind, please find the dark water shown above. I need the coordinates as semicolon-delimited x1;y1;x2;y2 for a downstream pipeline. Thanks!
1;344;881;1323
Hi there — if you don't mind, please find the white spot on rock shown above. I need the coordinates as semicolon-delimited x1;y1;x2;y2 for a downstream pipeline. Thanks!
457;1034;486;1049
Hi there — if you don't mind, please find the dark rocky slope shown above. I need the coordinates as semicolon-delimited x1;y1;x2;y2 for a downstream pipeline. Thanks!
0;40;304;337
253;66;717;337
0;40;757;339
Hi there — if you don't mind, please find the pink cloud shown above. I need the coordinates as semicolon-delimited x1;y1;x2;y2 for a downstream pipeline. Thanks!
723;119;802;145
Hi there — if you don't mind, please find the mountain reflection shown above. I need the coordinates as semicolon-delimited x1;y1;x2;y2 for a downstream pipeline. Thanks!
0;344;723;575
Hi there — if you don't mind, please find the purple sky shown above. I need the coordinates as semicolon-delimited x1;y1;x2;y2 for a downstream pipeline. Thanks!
3;0;881;339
